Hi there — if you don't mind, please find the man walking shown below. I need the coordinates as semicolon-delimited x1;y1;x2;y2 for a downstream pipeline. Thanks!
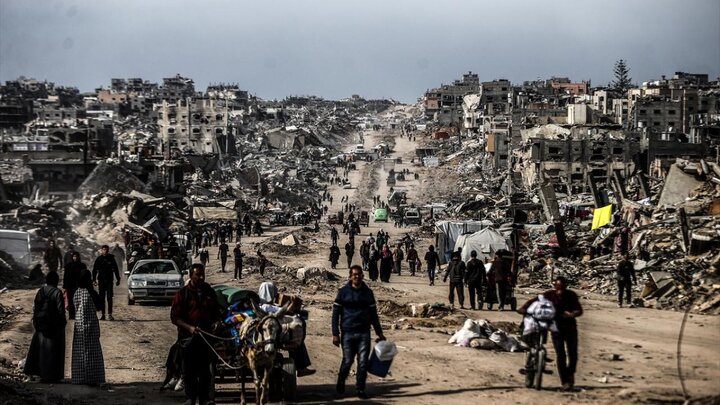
424;245;440;286
43;240;62;273
330;227;339;246
217;241;229;273
92;245;121;321
616;253;637;308
232;243;244;280
491;253;511;311
332;265;386;399
443;251;466;309
406;244;418;276
465;250;486;310
171;264;220;405
518;276;583;391
393;244;404;275
345;241;355;269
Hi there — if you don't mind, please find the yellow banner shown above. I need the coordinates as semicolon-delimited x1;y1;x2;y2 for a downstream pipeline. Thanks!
591;204;613;230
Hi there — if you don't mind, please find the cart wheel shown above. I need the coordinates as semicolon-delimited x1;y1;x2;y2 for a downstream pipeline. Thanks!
282;357;297;401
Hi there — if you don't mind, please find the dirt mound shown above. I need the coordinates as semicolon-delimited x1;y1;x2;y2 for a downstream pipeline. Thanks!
377;300;412;317
256;231;313;255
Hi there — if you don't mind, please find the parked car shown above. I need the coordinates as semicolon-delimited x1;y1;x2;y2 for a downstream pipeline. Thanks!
404;208;422;226
125;259;185;305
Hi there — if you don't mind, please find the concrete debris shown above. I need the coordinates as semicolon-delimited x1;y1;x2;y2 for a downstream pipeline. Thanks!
281;234;299;246
296;267;330;282
422;132;720;314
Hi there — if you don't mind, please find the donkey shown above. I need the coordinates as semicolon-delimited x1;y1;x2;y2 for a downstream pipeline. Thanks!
238;305;287;405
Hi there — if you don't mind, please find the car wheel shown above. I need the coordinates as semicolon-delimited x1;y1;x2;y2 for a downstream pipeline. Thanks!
128;296;135;305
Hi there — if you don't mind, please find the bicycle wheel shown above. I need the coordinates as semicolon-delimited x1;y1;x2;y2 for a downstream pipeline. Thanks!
534;348;546;390
524;350;535;388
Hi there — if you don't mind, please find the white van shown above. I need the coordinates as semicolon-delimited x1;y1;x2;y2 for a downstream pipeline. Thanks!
0;229;32;269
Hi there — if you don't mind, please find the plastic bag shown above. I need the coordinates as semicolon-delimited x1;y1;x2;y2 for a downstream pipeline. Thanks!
448;329;481;347
374;340;398;362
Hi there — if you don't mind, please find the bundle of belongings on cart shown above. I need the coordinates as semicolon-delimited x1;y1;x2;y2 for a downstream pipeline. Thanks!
213;283;306;350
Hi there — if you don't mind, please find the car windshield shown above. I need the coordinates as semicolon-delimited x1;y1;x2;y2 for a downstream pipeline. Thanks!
134;262;178;275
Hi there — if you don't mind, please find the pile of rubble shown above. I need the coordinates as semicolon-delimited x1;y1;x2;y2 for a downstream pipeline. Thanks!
417;127;720;314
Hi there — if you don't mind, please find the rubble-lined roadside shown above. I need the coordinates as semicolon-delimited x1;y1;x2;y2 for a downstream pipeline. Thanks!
407;125;720;314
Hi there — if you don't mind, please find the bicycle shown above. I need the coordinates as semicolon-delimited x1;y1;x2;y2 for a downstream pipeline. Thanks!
519;297;555;390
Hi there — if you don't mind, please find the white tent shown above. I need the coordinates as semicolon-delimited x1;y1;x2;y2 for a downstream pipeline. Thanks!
434;220;492;263
454;228;509;263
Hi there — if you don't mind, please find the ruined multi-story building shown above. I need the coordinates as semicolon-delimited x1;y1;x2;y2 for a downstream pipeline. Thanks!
423;71;480;125
157;74;196;104
513;124;638;194
156;98;230;156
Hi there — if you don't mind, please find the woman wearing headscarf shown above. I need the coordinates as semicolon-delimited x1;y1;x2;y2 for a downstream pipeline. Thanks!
63;251;86;320
71;270;105;385
24;271;66;382
379;244;394;283
367;245;380;281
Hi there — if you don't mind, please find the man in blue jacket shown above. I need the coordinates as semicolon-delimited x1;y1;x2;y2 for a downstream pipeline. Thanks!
332;265;386;399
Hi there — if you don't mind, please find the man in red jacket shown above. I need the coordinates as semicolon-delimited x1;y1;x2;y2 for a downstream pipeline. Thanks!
171;264;220;405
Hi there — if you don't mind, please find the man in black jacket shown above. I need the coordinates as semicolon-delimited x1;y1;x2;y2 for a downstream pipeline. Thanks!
464;250;486;310
616;252;637;308
92;245;121;321
332;265;386;399
443;251;466;309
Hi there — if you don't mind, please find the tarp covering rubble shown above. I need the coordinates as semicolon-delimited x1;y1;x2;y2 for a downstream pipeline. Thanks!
192;206;238;221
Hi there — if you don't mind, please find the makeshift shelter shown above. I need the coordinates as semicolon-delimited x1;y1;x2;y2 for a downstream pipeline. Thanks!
435;220;492;263
453;228;510;263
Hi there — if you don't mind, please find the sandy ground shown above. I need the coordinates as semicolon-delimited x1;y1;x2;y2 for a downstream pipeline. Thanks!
1;126;719;404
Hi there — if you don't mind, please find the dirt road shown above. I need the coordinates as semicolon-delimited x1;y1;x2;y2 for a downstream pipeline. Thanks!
1;127;719;404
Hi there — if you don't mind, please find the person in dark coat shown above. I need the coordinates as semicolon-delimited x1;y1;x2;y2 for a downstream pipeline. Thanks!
43;240;62;273
464;250;486;310
24;271;66;382
518;276;583;391
424;245;440;286
379;245;394;282
329;245;341;269
91;245;121;321
331;266;386;399
443;251;466;309
218;242;229;272
367;245;380;281
616;252;637;308
257;250;268;277
233;242;245;280
63;244;78;266
63;252;86;320
490;253;510;311
345;241;355;269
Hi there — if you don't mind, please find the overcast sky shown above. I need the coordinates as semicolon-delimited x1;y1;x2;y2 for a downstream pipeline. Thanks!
1;0;719;103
